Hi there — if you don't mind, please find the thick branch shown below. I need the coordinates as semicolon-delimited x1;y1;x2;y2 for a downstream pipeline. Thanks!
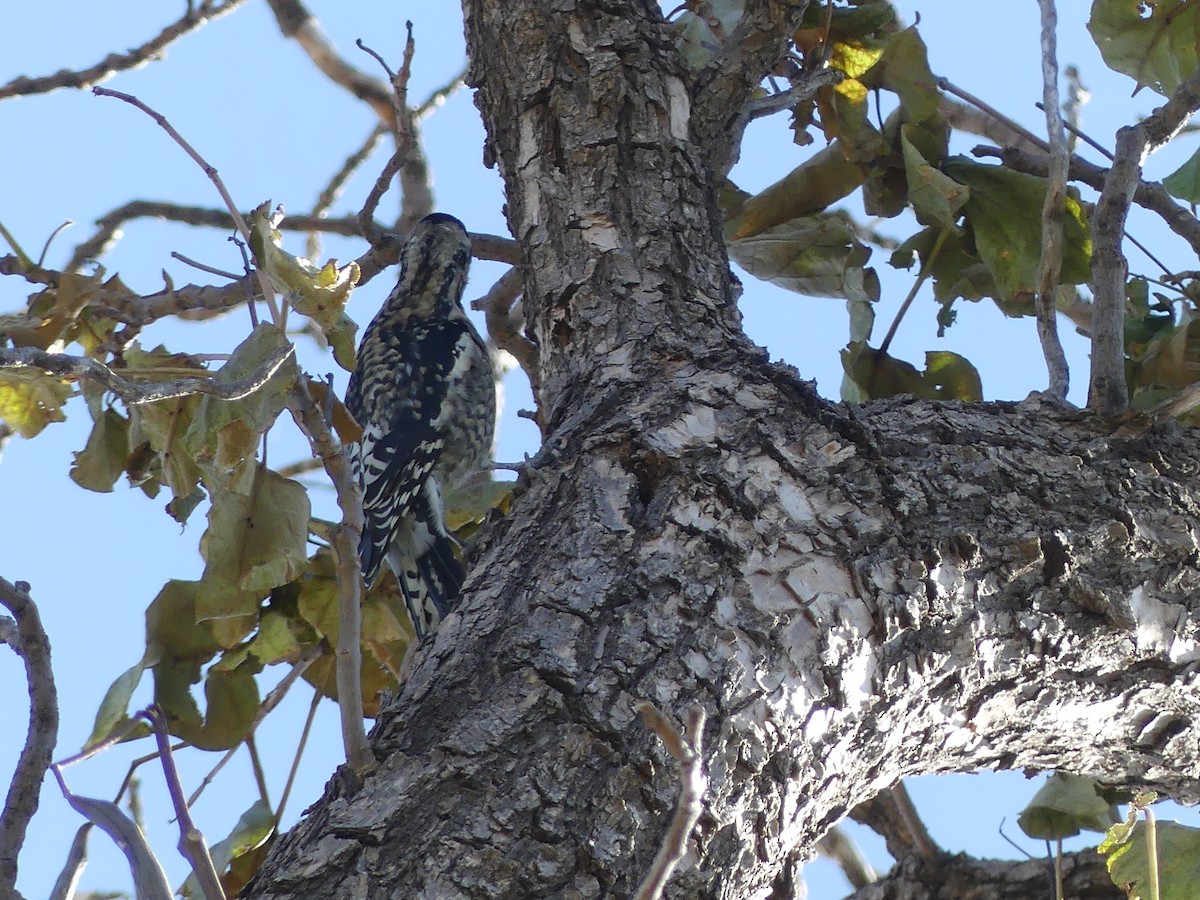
0;578;59;894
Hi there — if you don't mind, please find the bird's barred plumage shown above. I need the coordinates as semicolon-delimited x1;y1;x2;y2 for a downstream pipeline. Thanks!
344;213;495;639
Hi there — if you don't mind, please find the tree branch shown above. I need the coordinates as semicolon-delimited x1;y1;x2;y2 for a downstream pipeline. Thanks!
0;343;294;405
0;1;249;101
1033;0;1070;400
633;703;708;900
1090;67;1200;416
285;380;375;777
0;578;59;895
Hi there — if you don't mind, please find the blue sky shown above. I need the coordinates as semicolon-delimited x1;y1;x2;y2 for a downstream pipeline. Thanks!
1;2;1197;897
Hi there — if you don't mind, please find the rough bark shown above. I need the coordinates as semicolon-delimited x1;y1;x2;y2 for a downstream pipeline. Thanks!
248;2;1200;897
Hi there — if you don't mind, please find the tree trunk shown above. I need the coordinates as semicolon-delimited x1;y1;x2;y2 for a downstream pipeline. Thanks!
247;2;1200;897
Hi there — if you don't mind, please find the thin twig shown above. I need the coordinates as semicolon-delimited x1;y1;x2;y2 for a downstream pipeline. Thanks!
937;78;1051;154
879;229;949;354
0;1;249;101
0;343;294;405
0;577;59;894
308;123;389;258
741;67;843;123
286;380;375;776
1063;65;1092;157
264;0;395;126
92;86;281;325
276;688;322;824
186;643;322;807
1090;66;1200;415
1036;101;1112;160
140;709;225;900
1033;0;1070;399
633;703;708;900
171;251;241;281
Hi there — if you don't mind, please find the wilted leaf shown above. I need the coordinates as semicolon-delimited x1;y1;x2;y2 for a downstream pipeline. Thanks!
180;800;275;899
70;407;130;492
1018;773;1119;840
0;368;71;437
901;127;968;231
1101;819;1200;899
943;157;1092;301
146;581;222;671
183;325;295;494
197;467;310;643
860;25;942;127
724;147;866;240
1164;146;1200;203
728;213;881;303
841;343;982;401
247;608;302;665
1089;0;1200;96
158;663;261;751
249;203;359;370
444;478;514;533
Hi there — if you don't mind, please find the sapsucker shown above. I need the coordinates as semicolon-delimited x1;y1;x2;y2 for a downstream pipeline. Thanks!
344;213;496;639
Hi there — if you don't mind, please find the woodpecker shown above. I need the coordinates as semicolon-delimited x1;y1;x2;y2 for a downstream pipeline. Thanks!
344;213;495;639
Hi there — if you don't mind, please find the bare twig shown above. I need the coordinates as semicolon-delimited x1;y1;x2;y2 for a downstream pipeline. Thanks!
276;688;322;823
308;123;389;259
356;26;422;244
1063;65;1091;156
92;86;281;325
1033;0;1070;399
0;1;249;101
68;200;377;270
0;343;294;405
140;710;225;900
286;380;375;776
937;78;1051;154
633;703;708;900
0;577;59;894
186;643;323;808
264;0;396;126
1090;67;1200;416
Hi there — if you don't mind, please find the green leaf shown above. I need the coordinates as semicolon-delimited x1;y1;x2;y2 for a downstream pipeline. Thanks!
158;663;261;752
727;213;881;303
249;203;360;370
1102;819;1200;899
85;661;147;749
1163;146;1200;203
943;157;1092;301
0;368;70;437
247;608;302;665
1089;0;1200;96
70;407;130;492
1018;773;1120;840
901;127;968;231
